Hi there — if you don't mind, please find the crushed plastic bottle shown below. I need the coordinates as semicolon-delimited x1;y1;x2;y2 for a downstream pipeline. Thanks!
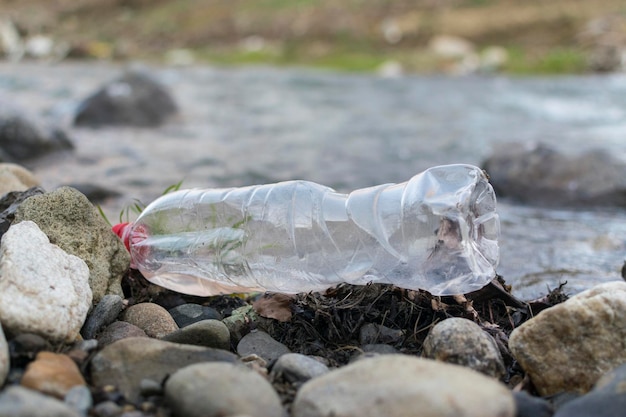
113;164;499;296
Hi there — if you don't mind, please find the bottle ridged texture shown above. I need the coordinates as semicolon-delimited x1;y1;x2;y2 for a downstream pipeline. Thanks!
127;164;499;296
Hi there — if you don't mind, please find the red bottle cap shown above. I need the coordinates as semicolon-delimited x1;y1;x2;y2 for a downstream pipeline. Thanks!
112;222;131;251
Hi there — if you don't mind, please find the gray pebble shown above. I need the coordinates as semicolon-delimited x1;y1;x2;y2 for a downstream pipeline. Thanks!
161;319;230;350
0;386;81;417
358;323;403;345
92;400;123;417
271;353;329;383
237;330;290;365
165;362;283;417
514;391;553;417
139;378;163;397
422;317;506;378
81;295;124;339
64;385;93;416
97;321;148;347
168;303;222;327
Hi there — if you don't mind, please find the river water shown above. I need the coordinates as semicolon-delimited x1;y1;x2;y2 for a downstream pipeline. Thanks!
1;61;626;300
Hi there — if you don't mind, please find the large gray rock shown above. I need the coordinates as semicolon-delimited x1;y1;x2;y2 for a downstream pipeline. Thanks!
0;221;91;342
165;362;283;417
509;281;626;396
90;337;237;403
422;317;505;378
73;71;178;127
0;115;73;163
482;142;626;207
0;324;8;386
13;186;130;303
0;386;81;417
554;362;626;417
292;354;515;417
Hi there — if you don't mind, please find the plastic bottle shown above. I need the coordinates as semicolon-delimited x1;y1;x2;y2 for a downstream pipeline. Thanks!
113;164;499;296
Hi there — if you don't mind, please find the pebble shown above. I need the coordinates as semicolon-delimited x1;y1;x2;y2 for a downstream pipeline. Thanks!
92;400;123;417
0;186;45;238
422;317;506;378
20;351;87;398
271;353;330;383
0;385;81;417
0;324;7;385
360;344;399;356
164;362;283;417
122;303;179;338
82;295;125;339
168;303;222;327
90;337;237;403
161;319;230;350
292;354;515;417
0;163;39;195
358;323;403;345
0;221;92;342
222;305;257;344
509;281;626;395
553;362;626;417
237;330;290;365
64;385;93;416
97;321;148;347
13;186;130;303
513;391;554;417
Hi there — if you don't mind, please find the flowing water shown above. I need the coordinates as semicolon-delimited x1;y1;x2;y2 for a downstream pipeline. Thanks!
2;61;626;300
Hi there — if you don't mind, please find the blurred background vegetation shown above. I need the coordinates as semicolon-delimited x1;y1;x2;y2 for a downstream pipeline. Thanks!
1;0;625;75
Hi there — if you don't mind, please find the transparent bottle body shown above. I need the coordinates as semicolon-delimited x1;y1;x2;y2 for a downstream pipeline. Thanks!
123;164;499;296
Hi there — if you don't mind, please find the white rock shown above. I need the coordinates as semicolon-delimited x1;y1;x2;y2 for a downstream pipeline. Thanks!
428;35;475;59
293;354;515;417
0;221;92;342
0;324;8;386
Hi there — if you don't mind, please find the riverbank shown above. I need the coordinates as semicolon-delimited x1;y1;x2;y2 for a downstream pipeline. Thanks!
1;0;625;74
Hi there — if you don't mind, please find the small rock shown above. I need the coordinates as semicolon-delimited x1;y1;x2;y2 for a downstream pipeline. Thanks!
139;378;163;397
90;337;237;403
554;362;626;417
0;163;39;195
73;71;178;127
8;333;49;364
161;319;230;350
0;386;82;417
422;317;506;378
82;295;124;339
64;385;93;416
97;321;148;347
0;221;92;342
122;303;179;338
0;186;44;238
0;115;73;162
358;323;403;345
0;324;8;385
21;351;87;398
165;362;283;417
513;391;554;417
237;330;290;365
359;344;399;356
92;400;123;417
509;281;626;395
222;305;257;344
292;354;515;417
13;187;130;303
271;353;329;383
168;303;222;327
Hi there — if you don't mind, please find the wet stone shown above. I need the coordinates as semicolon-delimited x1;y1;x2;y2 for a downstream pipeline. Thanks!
168;303;222;327
160;319;230;350
82;294;124;339
236;330;290;365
